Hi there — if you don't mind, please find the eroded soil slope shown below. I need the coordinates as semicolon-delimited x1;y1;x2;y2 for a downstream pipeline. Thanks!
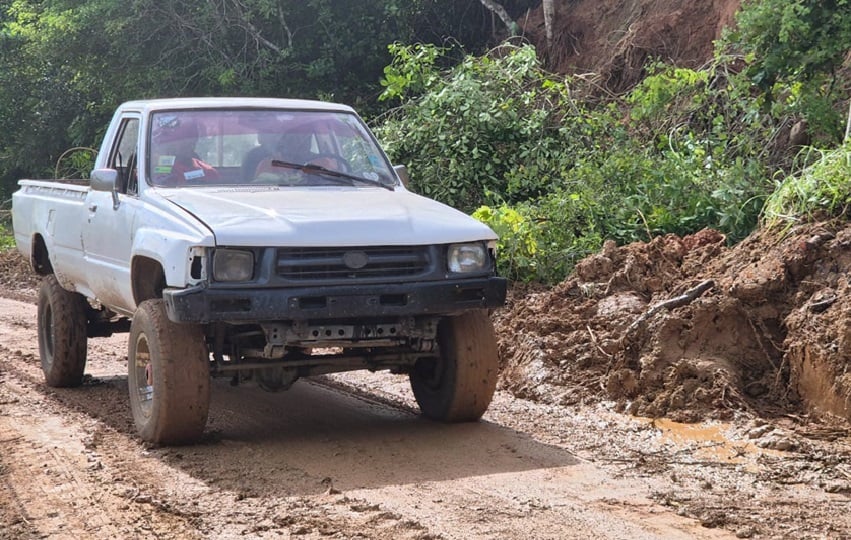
520;0;742;91
497;222;851;425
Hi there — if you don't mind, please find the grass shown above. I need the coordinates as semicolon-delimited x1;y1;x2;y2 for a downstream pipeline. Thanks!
762;144;851;227
0;233;13;251
0;213;14;251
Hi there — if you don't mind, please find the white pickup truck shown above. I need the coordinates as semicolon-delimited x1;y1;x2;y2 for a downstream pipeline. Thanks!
12;97;507;444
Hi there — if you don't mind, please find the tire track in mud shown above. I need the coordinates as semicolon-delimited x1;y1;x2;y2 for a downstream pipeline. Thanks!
0;296;739;539
0;369;203;539
0;343;447;539
0;297;442;539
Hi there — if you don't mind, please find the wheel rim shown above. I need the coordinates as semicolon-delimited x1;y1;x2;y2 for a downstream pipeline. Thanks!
133;333;154;418
414;357;445;391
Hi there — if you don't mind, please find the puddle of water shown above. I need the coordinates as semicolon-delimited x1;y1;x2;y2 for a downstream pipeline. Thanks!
647;418;784;468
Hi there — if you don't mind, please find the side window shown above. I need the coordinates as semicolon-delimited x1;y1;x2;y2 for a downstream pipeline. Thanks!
110;118;140;195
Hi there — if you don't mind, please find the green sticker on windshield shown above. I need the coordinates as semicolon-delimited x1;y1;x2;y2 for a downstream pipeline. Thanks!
155;155;176;173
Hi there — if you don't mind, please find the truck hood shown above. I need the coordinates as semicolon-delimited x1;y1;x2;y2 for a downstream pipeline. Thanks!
160;187;497;247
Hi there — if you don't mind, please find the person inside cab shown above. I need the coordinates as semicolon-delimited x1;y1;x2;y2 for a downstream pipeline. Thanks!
150;115;219;186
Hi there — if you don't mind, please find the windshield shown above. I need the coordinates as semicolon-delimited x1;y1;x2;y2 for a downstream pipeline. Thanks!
147;109;396;188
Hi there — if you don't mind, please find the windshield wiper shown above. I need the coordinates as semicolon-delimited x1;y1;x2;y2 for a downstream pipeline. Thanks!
271;160;394;191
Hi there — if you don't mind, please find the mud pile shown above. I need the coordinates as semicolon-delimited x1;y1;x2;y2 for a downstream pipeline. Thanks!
496;222;851;422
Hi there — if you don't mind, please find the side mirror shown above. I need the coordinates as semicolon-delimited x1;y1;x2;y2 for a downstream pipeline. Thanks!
393;164;410;188
91;168;117;192
90;169;120;209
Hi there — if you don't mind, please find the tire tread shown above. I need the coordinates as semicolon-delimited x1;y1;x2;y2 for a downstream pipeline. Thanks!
128;299;209;444
410;310;499;422
38;275;87;387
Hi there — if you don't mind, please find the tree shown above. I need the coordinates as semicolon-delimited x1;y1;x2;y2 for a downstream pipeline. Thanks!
0;0;508;194
542;0;554;48
734;0;851;91
729;0;851;141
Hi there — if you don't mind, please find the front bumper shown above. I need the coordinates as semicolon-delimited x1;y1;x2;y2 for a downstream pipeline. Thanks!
163;277;507;324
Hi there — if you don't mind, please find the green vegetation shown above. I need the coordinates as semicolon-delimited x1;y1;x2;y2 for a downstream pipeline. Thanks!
2;0;850;282
0;214;14;251
376;44;780;281
374;0;851;282
763;144;851;227
378;44;619;212
0;0;509;196
0;230;13;251
731;0;851;141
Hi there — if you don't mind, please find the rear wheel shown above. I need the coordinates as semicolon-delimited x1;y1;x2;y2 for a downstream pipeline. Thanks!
37;275;87;387
409;310;499;422
128;299;210;444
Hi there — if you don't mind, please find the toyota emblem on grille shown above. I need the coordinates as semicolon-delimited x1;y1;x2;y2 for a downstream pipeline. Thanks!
342;251;369;269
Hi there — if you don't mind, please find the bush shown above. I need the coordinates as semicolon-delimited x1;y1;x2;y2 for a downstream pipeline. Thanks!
376;6;851;284
472;204;539;281
376;43;621;213
376;43;783;283
473;197;605;284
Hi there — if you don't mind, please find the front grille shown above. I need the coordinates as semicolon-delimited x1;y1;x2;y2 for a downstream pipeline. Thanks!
276;246;432;282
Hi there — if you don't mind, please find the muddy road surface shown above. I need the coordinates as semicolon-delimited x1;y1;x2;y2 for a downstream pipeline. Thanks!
0;292;849;539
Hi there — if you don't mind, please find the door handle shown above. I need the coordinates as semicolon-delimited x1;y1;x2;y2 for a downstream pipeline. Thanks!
88;203;97;212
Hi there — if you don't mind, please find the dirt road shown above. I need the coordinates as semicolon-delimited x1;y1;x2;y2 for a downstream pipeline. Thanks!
1;293;849;539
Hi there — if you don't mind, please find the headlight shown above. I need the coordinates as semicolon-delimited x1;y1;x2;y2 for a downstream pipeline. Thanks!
213;249;254;282
447;243;488;273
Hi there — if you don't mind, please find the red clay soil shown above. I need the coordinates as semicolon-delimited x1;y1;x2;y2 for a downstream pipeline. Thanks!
496;222;851;423
518;0;742;91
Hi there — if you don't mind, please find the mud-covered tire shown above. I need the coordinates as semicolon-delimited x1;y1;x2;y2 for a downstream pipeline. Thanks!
37;274;88;387
409;310;499;422
128;299;210;445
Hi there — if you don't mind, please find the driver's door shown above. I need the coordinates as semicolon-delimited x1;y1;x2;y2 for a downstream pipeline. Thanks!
82;115;142;311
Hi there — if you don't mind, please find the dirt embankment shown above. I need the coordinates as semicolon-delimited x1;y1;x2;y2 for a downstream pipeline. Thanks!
519;0;742;91
499;0;851;423
496;222;851;426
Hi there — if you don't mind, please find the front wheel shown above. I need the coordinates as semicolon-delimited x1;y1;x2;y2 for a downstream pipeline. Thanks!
409;311;499;422
128;300;210;444
37;274;88;387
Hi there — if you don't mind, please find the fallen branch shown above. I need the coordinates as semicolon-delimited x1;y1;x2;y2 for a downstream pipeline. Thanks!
587;324;613;359
807;296;837;313
622;279;715;342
